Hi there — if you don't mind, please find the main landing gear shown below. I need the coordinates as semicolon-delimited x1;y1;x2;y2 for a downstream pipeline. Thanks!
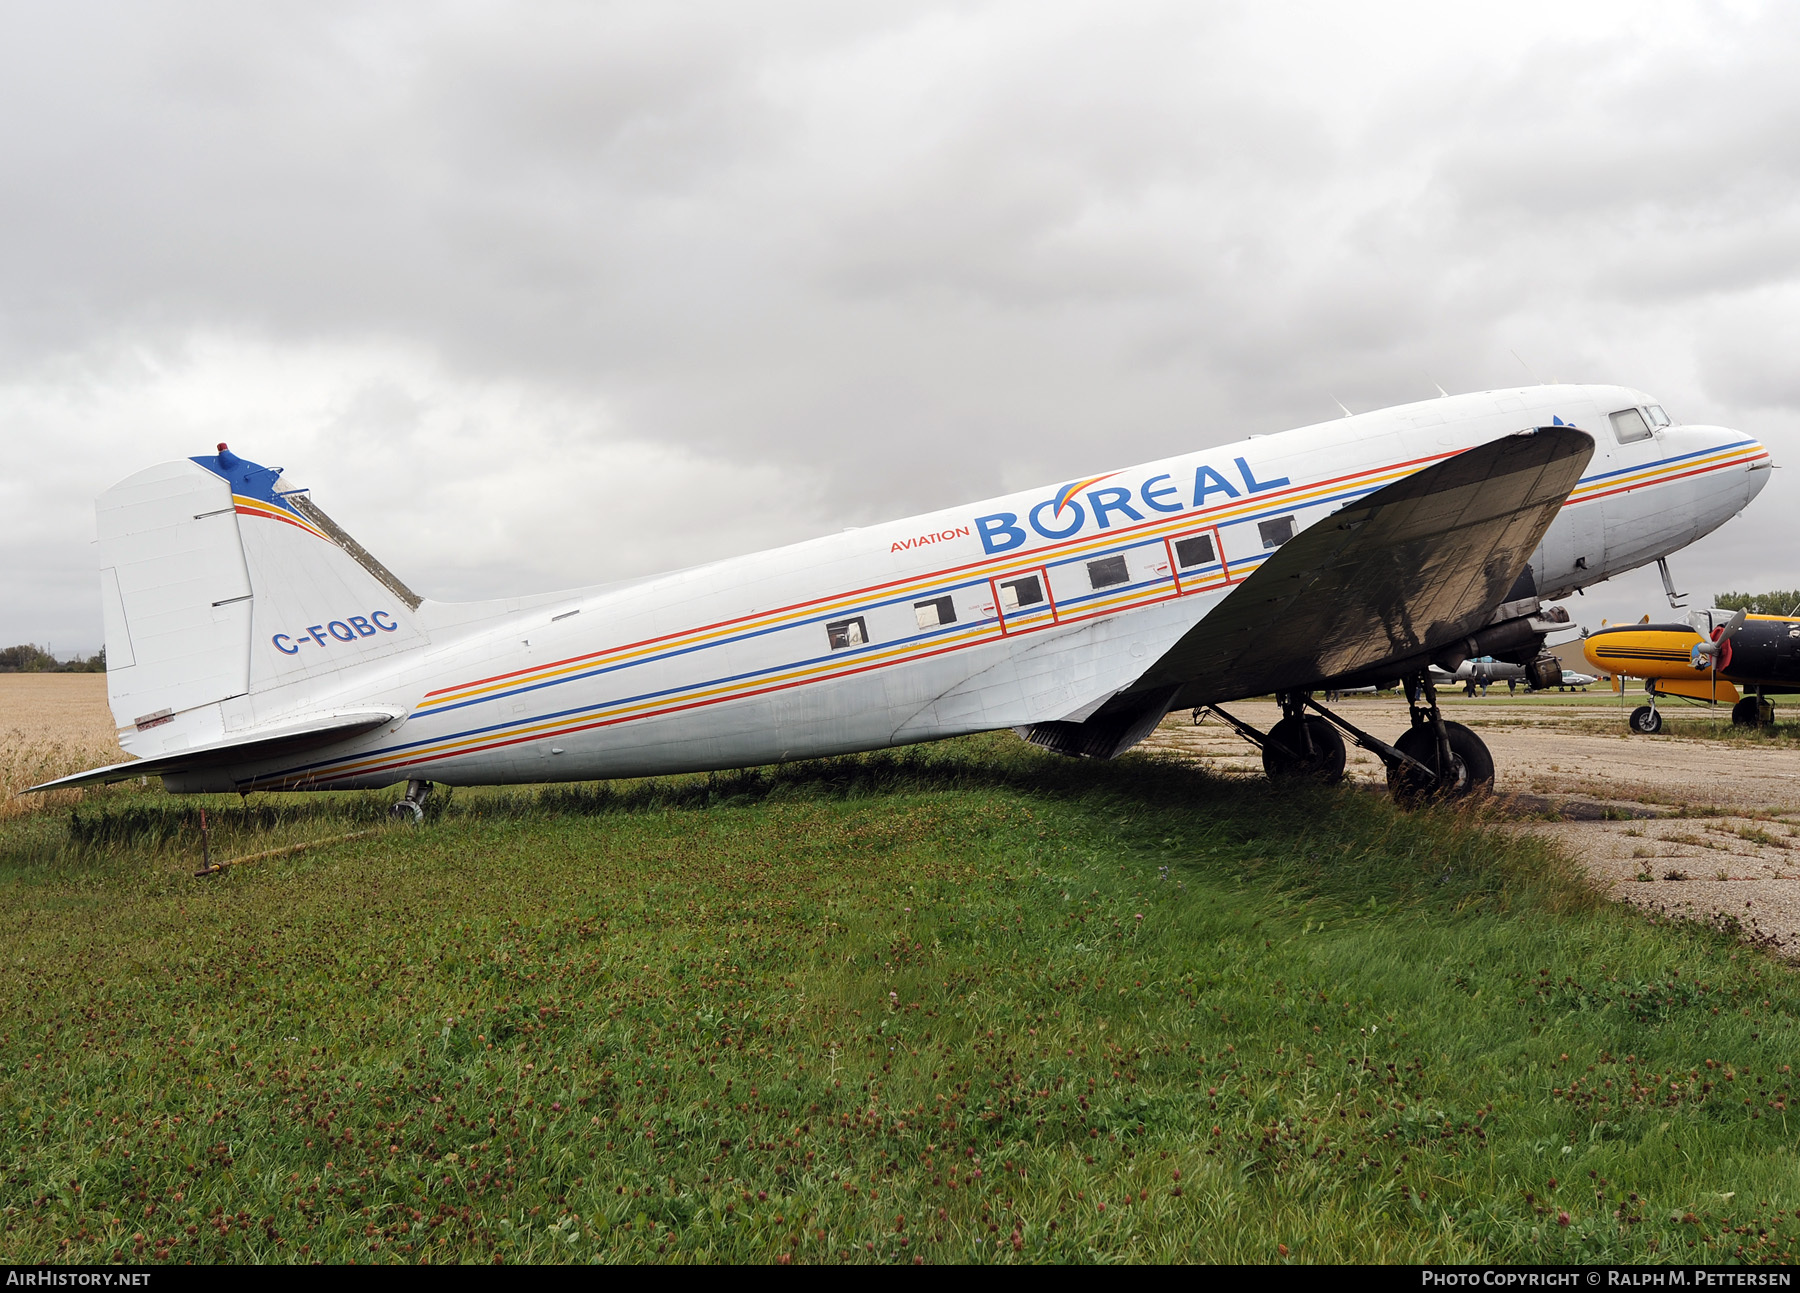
1732;690;1775;728
1207;673;1496;807
390;779;432;824
1261;692;1346;783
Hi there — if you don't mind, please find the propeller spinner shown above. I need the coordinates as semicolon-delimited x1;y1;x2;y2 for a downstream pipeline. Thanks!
1690;609;1748;670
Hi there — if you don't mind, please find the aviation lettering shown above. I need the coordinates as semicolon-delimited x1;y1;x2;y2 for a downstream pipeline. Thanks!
890;526;972;554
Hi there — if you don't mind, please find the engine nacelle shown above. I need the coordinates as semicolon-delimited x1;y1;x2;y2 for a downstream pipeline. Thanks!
1435;617;1537;672
1525;652;1563;690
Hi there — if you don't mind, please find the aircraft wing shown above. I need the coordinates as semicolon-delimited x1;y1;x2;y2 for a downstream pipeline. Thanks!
21;710;400;794
1139;426;1593;707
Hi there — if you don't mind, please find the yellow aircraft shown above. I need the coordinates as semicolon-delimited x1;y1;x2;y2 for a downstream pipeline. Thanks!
1582;608;1800;732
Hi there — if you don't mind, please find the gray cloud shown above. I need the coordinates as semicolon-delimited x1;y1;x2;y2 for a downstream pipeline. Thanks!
4;0;1800;651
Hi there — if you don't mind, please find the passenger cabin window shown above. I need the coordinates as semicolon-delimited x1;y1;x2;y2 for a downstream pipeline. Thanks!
1086;555;1129;589
1174;534;1215;568
998;575;1044;612
826;616;869;650
1258;516;1296;549
1647;404;1671;428
914;595;956;629
1609;407;1653;444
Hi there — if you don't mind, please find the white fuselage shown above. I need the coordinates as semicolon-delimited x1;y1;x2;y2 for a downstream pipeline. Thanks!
163;384;1770;791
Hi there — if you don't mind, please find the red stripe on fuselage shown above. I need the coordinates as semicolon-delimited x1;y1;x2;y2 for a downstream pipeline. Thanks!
268;633;1000;786
1569;452;1768;506
422;449;1457;700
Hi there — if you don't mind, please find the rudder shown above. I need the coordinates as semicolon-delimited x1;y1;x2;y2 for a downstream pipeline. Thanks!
97;445;427;757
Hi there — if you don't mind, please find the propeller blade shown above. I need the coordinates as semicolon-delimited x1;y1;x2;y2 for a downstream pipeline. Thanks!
1690;610;1748;668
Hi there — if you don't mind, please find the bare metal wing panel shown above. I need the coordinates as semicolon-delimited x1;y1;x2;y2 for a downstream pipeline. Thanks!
1139;426;1594;707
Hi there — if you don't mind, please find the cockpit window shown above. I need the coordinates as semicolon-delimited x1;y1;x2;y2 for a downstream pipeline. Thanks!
1646;404;1671;428
1608;408;1653;444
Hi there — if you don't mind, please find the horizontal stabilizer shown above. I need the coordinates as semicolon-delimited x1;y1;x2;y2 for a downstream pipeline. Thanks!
20;710;400;794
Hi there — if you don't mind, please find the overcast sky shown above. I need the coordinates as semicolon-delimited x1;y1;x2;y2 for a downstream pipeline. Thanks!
6;0;1800;655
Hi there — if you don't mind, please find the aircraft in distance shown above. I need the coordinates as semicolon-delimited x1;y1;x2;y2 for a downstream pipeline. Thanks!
1427;656;1529;692
1584;608;1800;733
26;385;1769;812
1428;656;1595;695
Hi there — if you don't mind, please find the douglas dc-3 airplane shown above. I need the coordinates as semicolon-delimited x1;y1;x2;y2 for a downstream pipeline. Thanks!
26;385;1771;813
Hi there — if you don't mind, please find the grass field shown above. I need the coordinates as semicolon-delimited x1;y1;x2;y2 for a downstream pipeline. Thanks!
3;736;1799;1264
1587;714;1800;747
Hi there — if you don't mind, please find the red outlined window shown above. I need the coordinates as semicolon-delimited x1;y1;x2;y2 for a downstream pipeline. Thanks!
1164;526;1230;595
988;566;1057;635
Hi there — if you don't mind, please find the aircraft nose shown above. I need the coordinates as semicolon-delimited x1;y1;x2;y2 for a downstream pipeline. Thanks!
1736;432;1774;506
1674;423;1771;491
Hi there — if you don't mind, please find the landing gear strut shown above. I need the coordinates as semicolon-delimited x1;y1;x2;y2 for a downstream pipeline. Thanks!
390;779;432;824
1208;674;1495;807
1262;692;1347;783
1385;672;1494;805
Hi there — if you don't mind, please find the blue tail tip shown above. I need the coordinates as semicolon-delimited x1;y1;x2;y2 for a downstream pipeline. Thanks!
194;443;290;508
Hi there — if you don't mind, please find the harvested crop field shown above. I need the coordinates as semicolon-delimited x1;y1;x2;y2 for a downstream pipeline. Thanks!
0;675;123;819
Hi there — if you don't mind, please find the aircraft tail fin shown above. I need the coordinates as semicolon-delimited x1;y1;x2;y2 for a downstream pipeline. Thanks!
98;445;427;758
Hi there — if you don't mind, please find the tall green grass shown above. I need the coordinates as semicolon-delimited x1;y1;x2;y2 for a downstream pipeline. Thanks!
1;736;1796;1264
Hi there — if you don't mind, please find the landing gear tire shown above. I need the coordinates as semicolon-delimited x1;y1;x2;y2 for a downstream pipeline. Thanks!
1629;705;1663;735
1731;697;1772;728
1386;721;1494;806
1262;716;1347;784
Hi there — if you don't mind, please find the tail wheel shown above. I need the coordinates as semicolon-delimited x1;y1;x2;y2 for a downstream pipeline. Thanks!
1262;716;1347;785
1629;705;1663;734
389;799;425;824
1387;721;1494;806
